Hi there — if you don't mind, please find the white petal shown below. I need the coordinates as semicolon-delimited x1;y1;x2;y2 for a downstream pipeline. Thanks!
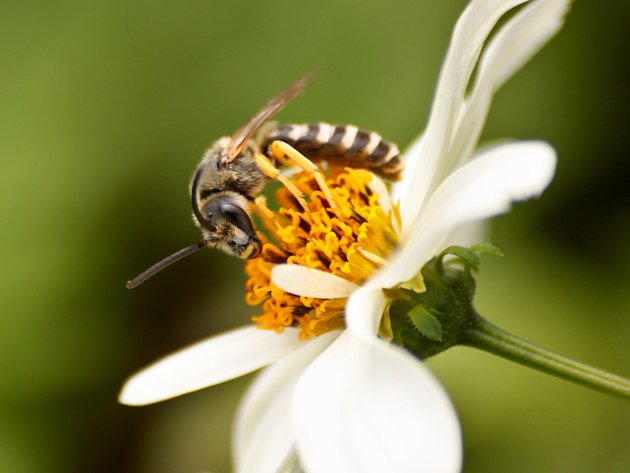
292;332;461;473
366;172;392;216
401;0;528;231
119;326;302;406
234;331;340;473
423;140;557;221
445;220;489;248
449;0;570;167
344;224;485;343
272;265;359;298
391;132;424;205
283;454;303;473
344;285;388;343
479;0;569;93
277;451;302;473
377;141;556;288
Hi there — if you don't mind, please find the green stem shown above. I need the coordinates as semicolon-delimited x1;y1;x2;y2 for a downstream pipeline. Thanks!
463;314;630;399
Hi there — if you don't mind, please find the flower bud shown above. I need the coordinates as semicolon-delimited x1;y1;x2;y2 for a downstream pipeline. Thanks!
387;247;482;359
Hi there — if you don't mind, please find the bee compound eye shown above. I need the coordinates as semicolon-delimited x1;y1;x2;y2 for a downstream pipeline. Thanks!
204;212;218;233
220;203;255;235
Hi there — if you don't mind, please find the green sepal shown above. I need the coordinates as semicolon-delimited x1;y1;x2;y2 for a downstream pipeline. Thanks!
407;304;443;341
379;301;394;341
399;273;426;293
436;245;481;273
470;241;504;257
388;259;477;359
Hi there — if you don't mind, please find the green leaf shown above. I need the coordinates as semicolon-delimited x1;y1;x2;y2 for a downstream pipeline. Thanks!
470;241;505;257
407;304;443;341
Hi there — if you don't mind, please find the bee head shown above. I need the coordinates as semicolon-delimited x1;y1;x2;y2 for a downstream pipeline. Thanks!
197;195;262;259
125;165;261;290
191;166;261;260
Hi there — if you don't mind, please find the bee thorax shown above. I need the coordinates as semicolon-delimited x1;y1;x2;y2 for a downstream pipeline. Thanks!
195;140;269;199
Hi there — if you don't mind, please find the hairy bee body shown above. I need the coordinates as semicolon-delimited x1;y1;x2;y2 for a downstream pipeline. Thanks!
195;137;267;201
260;123;403;180
190;123;401;259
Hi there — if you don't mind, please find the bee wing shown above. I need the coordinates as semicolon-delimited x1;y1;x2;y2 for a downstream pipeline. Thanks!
226;71;315;161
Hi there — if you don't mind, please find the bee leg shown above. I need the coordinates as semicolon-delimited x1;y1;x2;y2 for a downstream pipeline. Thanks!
254;195;275;220
253;195;278;235
254;153;309;211
268;140;337;209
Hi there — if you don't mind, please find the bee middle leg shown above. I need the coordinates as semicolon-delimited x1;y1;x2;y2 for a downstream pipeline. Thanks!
265;140;337;209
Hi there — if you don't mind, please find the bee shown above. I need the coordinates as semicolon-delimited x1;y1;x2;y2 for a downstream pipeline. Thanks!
127;73;402;288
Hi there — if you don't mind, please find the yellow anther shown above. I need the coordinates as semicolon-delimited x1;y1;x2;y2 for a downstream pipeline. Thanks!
244;167;399;339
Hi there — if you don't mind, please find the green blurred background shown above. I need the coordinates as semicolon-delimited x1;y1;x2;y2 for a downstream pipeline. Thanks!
1;0;628;471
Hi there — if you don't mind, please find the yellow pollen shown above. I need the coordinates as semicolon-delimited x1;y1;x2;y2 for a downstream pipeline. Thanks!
245;168;400;339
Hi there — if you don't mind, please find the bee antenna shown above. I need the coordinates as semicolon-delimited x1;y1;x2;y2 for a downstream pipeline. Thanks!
191;166;215;232
126;240;207;289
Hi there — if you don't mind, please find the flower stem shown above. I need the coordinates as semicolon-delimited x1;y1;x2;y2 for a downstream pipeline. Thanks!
463;314;630;399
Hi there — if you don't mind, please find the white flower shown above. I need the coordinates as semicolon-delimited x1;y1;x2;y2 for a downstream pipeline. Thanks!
119;1;570;472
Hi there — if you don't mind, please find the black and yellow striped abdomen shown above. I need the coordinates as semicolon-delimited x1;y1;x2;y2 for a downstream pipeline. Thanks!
260;123;403;180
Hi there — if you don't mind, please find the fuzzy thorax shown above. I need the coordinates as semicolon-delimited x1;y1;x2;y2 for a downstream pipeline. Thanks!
245;168;400;339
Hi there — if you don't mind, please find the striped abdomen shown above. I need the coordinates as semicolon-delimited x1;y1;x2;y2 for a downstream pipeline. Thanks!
260;123;403;180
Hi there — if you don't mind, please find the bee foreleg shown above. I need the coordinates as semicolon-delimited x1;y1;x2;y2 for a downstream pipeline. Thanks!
254;195;275;220
267;141;337;209
254;152;308;211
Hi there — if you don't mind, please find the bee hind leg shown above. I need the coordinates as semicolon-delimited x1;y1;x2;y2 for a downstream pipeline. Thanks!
267;140;337;209
254;152;309;211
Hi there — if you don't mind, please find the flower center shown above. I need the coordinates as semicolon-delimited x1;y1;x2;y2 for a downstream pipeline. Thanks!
245;168;400;339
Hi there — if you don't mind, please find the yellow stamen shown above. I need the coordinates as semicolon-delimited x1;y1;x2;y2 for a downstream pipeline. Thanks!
245;167;399;339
